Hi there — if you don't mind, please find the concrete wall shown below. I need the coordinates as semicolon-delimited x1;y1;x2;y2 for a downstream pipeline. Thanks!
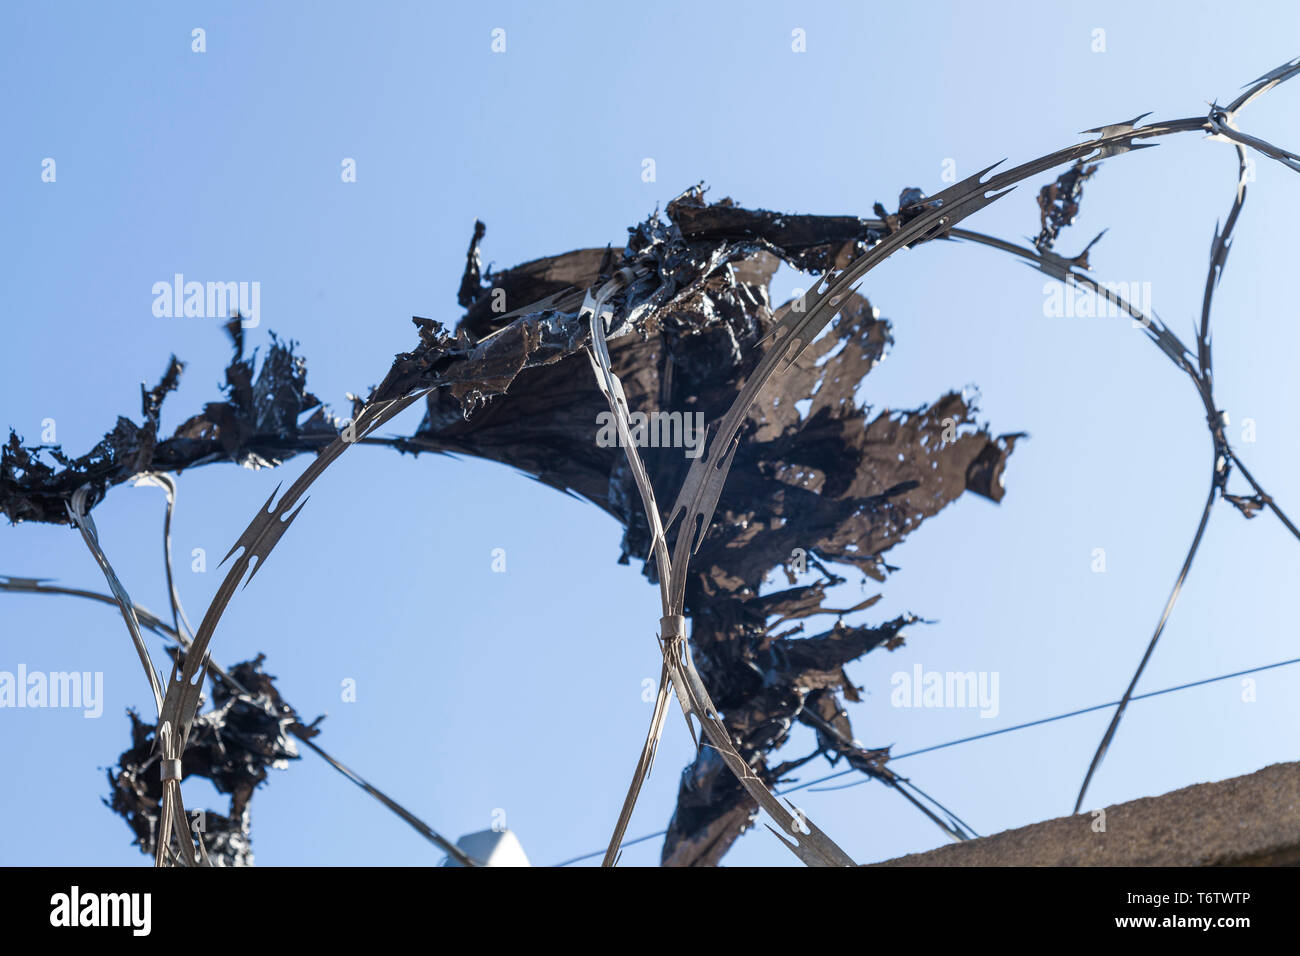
875;761;1300;866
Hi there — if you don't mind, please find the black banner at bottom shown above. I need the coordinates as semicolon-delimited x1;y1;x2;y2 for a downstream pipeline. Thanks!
0;865;1282;941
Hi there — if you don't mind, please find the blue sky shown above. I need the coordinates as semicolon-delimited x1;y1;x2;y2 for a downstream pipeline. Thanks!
1;1;1298;866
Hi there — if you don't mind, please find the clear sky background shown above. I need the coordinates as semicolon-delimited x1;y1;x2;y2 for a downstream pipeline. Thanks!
1;1;1298;867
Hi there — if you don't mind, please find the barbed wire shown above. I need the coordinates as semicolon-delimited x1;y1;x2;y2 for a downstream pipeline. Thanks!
0;568;478;866
551;653;1300;866
3;55;1298;868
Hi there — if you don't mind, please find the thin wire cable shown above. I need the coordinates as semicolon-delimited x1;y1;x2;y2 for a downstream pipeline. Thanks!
551;653;1300;866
